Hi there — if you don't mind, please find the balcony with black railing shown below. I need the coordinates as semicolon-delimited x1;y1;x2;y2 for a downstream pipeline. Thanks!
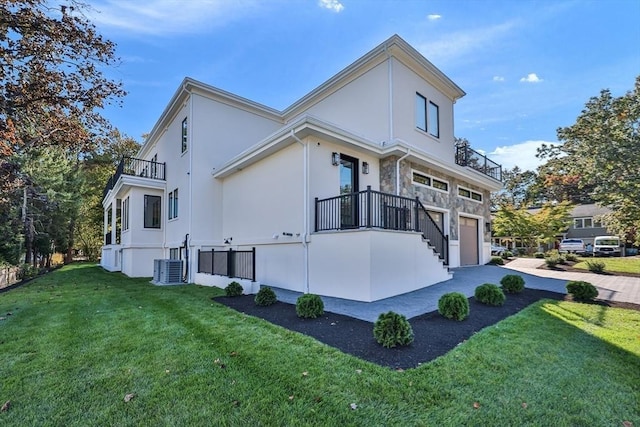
455;144;502;181
102;156;166;199
315;186;449;264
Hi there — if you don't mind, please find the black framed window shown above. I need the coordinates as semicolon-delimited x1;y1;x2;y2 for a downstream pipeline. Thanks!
181;118;188;153
428;101;439;138
168;188;178;220
144;195;161;228
415;93;427;131
122;197;129;231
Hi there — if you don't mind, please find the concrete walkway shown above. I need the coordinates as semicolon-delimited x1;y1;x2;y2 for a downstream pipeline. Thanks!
271;258;640;322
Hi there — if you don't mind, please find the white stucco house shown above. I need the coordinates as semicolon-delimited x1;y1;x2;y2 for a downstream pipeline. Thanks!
101;34;503;302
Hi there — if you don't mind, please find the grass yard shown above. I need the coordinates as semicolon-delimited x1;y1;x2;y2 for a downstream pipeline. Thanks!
574;256;640;275
1;264;638;426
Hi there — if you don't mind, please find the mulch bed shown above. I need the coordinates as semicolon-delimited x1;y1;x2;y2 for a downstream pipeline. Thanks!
215;289;568;369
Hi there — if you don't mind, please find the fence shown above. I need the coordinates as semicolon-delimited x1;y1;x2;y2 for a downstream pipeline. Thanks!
0;266;20;289
197;248;256;282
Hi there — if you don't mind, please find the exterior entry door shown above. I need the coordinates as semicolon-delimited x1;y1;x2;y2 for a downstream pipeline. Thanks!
460;216;479;266
340;154;359;228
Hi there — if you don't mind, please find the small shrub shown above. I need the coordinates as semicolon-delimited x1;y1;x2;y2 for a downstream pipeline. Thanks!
545;256;560;268
18;263;38;280
254;286;277;306
534;251;545;259
586;260;606;274
566;280;598;301
557;255;567;265
489;256;504;265
296;294;324;319
565;253;578;262
438;292;470;321
516;248;526;256
225;281;243;297
373;311;414;348
501;250;513;259
500;274;525;293
474;283;506;306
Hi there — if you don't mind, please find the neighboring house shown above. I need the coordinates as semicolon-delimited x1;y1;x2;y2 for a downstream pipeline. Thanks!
492;203;614;250
563;204;613;246
101;35;502;302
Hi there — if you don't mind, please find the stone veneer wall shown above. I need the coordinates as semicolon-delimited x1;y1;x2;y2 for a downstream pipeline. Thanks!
378;157;491;241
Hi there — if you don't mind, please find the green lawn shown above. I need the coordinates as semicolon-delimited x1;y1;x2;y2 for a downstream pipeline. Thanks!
1;264;638;426
574;256;640;274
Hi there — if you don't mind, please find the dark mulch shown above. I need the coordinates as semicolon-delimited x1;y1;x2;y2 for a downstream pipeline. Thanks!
215;289;568;369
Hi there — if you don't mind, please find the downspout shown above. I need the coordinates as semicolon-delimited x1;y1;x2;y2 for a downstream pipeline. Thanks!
396;148;411;196
386;44;394;146
291;130;310;294
187;86;194;283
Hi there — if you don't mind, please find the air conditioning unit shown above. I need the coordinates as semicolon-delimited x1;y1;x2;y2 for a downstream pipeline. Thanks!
153;259;183;285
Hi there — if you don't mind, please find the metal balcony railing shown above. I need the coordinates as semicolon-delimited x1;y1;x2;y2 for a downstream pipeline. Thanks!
455;145;502;181
102;157;166;199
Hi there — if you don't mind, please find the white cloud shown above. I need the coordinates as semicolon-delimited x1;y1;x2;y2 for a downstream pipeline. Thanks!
520;73;543;83
415;20;519;67
427;14;442;21
319;0;344;13
488;140;556;171
88;0;256;36
493;76;505;82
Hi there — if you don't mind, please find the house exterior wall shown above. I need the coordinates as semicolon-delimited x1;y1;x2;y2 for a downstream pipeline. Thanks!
391;59;456;162
296;61;390;143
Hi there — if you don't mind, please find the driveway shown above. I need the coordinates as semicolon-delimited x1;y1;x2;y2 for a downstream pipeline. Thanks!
272;258;640;322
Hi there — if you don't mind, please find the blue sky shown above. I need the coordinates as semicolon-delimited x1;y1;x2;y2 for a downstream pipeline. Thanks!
89;0;640;171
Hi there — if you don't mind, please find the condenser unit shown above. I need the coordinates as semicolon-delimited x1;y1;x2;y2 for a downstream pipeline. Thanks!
152;259;183;285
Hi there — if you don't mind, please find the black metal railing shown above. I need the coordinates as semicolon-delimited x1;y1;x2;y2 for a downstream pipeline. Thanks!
315;186;449;264
198;247;256;282
455;144;502;181
103;156;166;199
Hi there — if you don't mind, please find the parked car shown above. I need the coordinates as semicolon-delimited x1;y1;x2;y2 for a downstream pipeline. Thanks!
491;244;508;256
593;236;622;257
559;238;585;254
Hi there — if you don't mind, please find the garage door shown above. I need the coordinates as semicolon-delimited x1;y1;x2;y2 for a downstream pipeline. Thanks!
460;216;479;266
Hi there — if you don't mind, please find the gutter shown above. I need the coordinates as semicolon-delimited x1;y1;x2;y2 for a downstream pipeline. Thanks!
290;130;310;294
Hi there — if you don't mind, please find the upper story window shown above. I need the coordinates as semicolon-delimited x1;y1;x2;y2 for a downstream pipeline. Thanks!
144;195;161;229
412;170;449;193
181;117;188;153
415;93;440;138
458;186;483;202
574;217;601;229
428;101;439;138
168;188;179;220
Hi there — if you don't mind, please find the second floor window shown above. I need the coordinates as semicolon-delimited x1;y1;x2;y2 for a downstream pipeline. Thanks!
181;118;188;153
144;195;161;229
415;93;440;138
168;188;179;220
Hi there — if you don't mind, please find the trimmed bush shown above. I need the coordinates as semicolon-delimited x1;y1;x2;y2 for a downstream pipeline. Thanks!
224;281;243;297
254;286;277;307
438;292;470;321
501;250;513;259
565;253;579;262
545;256;560;268
373;311;414;348
534;251;545;259
500;274;525;293
557;255;567;265
566;280;598;301
296;294;324;319
586;260;606;273
489;256;504;265
474;283;506;306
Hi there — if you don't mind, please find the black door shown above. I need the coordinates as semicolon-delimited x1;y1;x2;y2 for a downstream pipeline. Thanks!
339;154;359;228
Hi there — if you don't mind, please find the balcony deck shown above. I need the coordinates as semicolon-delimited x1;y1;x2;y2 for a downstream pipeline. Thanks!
103;157;166;199
455;145;502;181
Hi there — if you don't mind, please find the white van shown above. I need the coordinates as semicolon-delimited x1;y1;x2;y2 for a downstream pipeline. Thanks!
592;236;622;257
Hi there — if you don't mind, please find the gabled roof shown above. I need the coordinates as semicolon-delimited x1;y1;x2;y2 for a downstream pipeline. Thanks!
137;34;465;158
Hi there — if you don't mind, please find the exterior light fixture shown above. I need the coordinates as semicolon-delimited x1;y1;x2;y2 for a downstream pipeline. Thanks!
331;152;340;166
362;162;369;174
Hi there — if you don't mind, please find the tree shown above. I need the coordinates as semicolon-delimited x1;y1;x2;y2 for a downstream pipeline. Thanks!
491;166;539;209
492;202;574;252
538;76;640;244
0;0;126;264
